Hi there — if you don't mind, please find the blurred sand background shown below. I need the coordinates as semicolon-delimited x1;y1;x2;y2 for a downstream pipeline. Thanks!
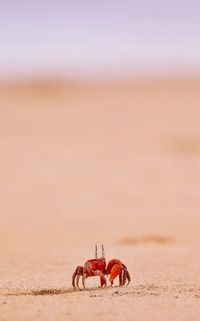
1;1;200;320
0;77;200;321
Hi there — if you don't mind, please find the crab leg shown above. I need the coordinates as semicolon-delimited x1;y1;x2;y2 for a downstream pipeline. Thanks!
72;272;76;288
82;274;86;289
100;272;107;287
122;264;131;286
119;271;123;286
76;275;80;289
125;270;131;286
72;266;79;288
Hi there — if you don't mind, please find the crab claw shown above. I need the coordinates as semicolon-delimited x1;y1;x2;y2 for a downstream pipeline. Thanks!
109;263;122;286
106;259;131;287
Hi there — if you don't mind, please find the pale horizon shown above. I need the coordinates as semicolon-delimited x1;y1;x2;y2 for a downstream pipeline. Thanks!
1;0;200;80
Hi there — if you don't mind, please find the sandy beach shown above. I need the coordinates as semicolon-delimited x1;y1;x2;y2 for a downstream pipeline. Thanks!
1;77;200;321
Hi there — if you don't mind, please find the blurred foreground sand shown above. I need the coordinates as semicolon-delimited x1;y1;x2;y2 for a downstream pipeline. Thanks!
0;77;200;321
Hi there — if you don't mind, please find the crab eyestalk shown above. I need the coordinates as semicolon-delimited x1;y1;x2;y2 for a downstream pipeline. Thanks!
95;244;98;259
101;244;105;259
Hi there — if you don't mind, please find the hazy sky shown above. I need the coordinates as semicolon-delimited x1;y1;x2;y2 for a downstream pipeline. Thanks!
1;0;200;79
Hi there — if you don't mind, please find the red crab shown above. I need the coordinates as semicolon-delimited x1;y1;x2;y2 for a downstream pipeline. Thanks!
72;245;131;289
